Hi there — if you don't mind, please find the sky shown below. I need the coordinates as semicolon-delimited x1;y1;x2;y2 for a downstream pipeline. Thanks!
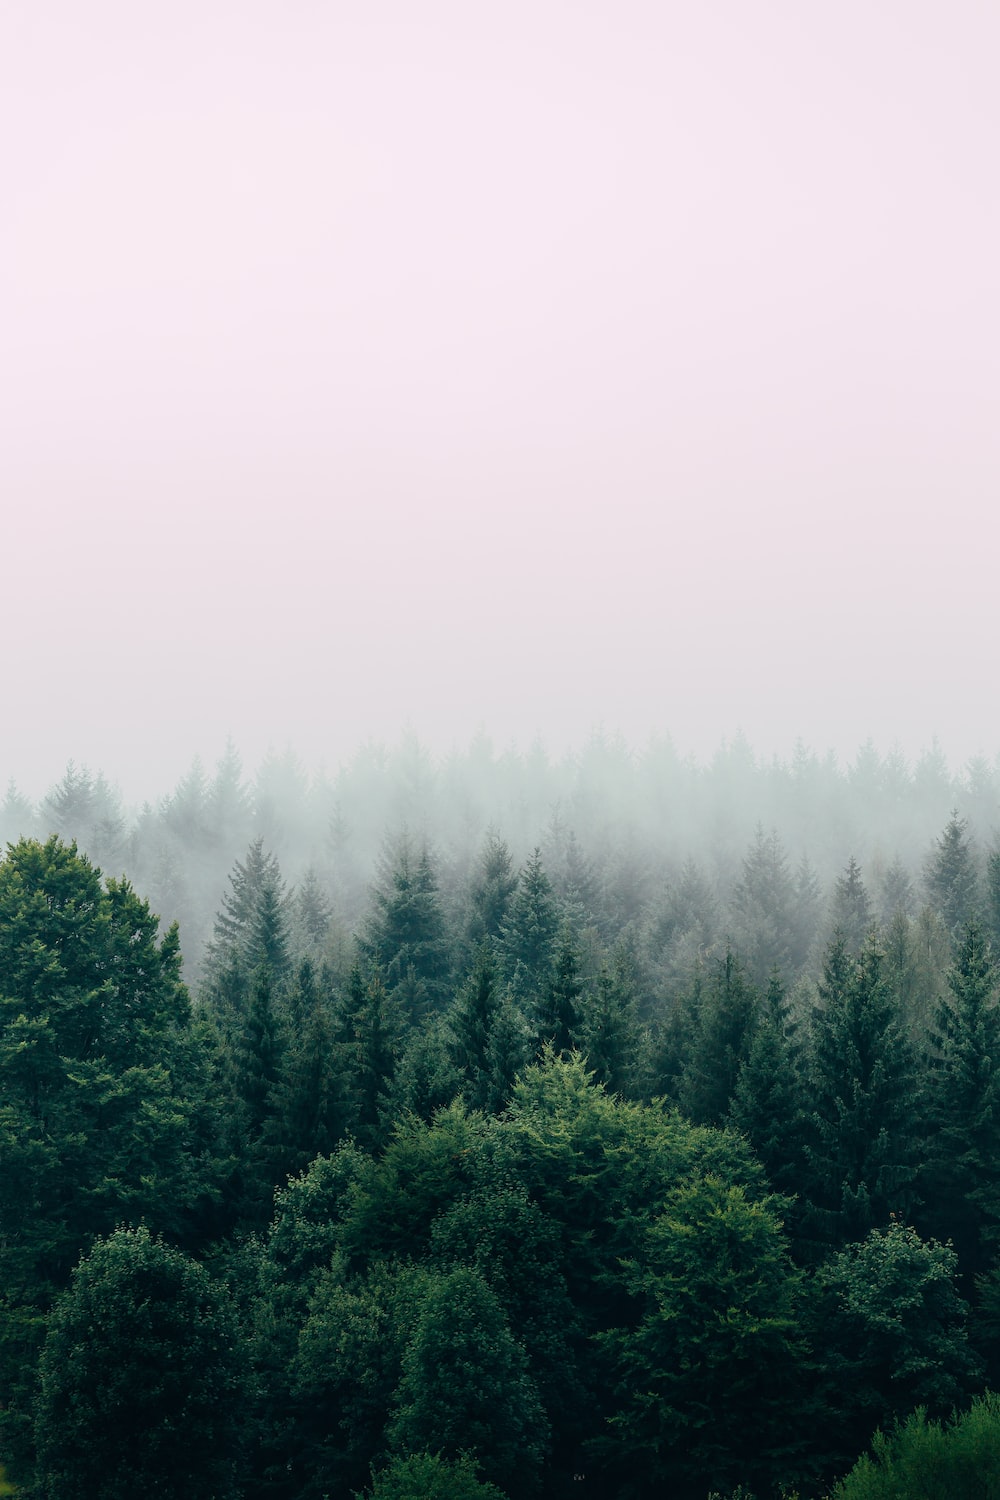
3;0;998;804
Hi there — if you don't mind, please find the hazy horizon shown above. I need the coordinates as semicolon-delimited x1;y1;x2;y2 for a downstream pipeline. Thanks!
5;1;997;807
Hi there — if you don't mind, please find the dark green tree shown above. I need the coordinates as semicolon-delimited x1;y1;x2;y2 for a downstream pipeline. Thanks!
804;934;921;1251
360;839;452;1019
499;848;559;998
677;947;759;1127
387;1265;548;1493
34;1225;249;1500
922;919;1000;1276
729;971;809;1208
535;923;583;1057
926;811;981;939
465;831;519;950
809;1221;983;1476
830;1394;1000;1500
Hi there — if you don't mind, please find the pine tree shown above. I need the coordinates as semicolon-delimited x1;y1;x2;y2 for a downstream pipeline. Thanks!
499;848;559;998
577;947;641;1098
830;857;873;955
359;839;452;1019
922;919;1000;1277
535;923;583;1057
926;812;981;940
804;934;920;1251
677;947;759;1127
729;971;808;1206
729;825;797;987
465;831;519;950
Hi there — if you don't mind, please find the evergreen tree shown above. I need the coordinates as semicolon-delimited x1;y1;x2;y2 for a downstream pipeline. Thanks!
205;838;291;983
830;856;873;955
465;831;519;950
359;839;452;1018
729;825;796;987
499;848;559;999
535;923;583;1057
347;965;401;1150
804;934;920;1251
729;971;809;1207
922;918;1000;1276
677;947;759;1127
293;866;333;954
449;942;504;1111
576;947;642;1098
926;811;981;939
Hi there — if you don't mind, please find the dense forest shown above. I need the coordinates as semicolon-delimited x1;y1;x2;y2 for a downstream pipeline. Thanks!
4;734;1000;1497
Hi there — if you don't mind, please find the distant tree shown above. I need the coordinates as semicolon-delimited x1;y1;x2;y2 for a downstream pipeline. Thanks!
293;866;334;954
678;947;759;1127
830;857;873;955
465;831;519;950
729;825;796;987
926;811;981;939
878;856;915;923
205;837;291;984
34;1226;248;1500
359;839;452;1018
499;848;559;998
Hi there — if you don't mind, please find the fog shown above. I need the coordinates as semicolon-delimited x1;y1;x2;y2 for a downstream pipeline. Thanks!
3;0;998;806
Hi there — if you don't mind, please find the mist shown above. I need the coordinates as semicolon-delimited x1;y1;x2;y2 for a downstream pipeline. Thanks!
3;0;998;809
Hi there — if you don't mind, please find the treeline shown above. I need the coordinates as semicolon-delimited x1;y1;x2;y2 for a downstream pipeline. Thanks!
3;738;1000;1496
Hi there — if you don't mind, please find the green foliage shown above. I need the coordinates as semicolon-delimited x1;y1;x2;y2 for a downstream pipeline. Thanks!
359;839;452;1018
922;919;1000;1275
678;947;759;1127
830;1393;1000;1499
387;1264;548;1492
595;1174;808;1498
34;1225;249;1499
810;1221;982;1472
925;811;981;939
364;1450;508;1500
499;848;559;997
804;934;920;1250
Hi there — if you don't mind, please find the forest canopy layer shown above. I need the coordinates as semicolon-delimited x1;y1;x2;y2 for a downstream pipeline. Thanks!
3;734;1000;1498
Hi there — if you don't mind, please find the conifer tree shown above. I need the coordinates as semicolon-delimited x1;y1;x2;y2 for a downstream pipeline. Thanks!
465;831;519;950
830;857;873;955
359;840;452;1019
926;811;981;940
804;934;920;1251
677;946;758;1127
535;923;583;1057
729;971;808;1206
499;847;559;998
922;918;1000;1276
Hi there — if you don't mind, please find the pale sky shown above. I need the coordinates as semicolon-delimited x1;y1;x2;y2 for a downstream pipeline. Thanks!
3;0;998;803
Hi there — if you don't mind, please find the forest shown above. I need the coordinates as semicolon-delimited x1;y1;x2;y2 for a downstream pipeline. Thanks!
3;733;1000;1498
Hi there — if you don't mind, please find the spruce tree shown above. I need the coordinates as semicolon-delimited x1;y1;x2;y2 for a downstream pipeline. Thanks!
804;933;920;1251
677;946;758;1127
926;811;981;940
922;918;1000;1277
